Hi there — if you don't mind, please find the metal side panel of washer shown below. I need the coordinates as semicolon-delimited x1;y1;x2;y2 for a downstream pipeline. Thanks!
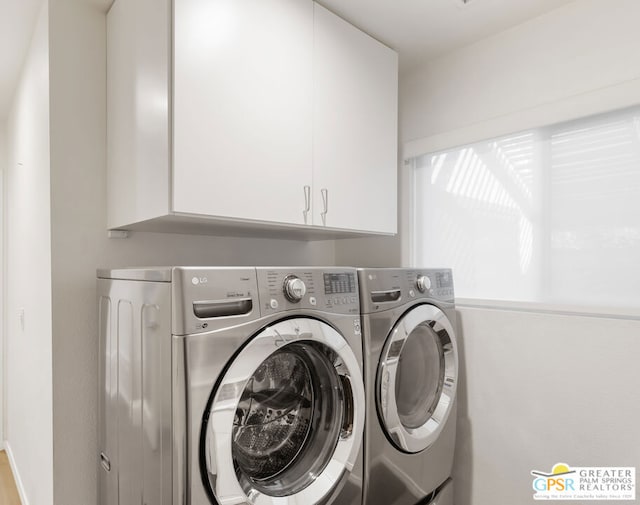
97;277;172;505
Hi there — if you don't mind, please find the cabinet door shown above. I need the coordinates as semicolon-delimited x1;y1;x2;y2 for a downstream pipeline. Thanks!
173;0;313;225
313;4;398;234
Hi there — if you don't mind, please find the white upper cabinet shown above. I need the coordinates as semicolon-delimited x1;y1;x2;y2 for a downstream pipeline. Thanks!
107;0;398;237
313;4;398;234
173;0;313;225
107;0;172;229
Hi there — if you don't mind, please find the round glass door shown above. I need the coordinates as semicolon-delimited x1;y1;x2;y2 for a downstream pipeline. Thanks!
203;318;365;505
232;342;343;495
377;304;457;453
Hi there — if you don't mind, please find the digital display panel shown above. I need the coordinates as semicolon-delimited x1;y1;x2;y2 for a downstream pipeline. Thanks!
436;271;452;288
324;273;356;295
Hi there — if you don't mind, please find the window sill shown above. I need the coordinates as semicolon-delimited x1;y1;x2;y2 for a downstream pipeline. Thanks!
456;298;640;321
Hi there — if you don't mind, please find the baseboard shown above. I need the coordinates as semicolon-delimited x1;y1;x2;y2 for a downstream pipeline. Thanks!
4;442;30;505
0;440;4;450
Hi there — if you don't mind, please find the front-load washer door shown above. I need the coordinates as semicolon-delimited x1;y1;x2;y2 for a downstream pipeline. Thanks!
377;304;458;454
202;317;365;505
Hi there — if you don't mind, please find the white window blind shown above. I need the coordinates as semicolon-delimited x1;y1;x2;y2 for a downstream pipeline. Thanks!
411;107;640;308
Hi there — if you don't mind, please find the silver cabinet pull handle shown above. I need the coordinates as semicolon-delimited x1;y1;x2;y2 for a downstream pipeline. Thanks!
100;452;111;472
303;185;311;224
321;188;328;226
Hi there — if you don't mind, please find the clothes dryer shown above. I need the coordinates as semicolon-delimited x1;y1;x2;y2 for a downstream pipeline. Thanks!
97;266;365;505
357;268;458;505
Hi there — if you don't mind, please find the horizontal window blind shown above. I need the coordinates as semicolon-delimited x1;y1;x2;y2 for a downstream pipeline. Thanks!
411;107;640;307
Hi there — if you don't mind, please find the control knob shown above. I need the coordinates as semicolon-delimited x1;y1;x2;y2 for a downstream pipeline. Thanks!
283;275;307;303
416;275;431;293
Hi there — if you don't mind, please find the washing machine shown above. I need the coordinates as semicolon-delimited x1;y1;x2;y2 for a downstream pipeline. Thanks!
97;266;365;505
357;268;458;505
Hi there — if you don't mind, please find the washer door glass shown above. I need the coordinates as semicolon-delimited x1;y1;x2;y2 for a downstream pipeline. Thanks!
232;342;342;495
203;318;365;505
394;323;444;429
377;304;457;453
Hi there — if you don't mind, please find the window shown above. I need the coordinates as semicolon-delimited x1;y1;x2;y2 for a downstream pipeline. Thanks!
411;107;640;308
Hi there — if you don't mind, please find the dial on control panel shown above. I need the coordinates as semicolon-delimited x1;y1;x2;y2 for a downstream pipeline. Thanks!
416;275;431;293
283;275;307;303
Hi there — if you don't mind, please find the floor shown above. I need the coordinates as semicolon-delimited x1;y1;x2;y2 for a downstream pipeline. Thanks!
0;451;21;505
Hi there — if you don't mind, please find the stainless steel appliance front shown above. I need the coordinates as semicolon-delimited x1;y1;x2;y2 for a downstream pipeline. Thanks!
358;268;458;505
98;267;365;505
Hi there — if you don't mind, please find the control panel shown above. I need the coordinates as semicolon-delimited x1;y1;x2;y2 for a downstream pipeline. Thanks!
405;269;454;300
257;267;360;316
358;268;455;314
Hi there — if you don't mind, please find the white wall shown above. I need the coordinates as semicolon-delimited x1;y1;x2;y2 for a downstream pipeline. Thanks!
401;0;640;157
455;306;640;505
396;1;640;504
4;2;54;504
0;119;5;447
46;1;334;503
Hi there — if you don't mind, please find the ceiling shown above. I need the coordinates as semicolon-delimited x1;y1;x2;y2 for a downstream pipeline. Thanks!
0;0;575;120
317;0;575;72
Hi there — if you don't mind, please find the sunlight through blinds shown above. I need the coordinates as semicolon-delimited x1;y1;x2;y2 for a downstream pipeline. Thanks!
412;107;640;307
